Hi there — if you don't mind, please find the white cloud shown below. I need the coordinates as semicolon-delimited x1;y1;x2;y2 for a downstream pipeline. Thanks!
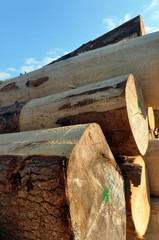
149;0;158;8
102;18;115;30
143;0;159;13
0;72;11;80
25;58;40;65
124;13;131;22
145;25;159;33
20;65;35;73
6;67;16;72
102;13;131;30
40;57;58;66
63;51;70;55
46;50;56;55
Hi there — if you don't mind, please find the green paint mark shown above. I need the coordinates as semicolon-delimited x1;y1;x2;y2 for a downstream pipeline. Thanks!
103;188;109;203
137;99;141;110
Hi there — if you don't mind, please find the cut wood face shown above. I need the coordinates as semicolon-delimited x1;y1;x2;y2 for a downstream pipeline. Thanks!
144;198;159;239
130;156;150;238
144;139;159;196
126;75;148;156
148;107;155;131
67;124;126;240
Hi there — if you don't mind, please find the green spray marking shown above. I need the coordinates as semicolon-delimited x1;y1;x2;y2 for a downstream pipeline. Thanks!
137;99;141;110
103;188;109;203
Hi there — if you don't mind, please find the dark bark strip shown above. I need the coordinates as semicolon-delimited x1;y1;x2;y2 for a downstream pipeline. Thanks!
48;15;145;65
0;102;26;133
26;77;49;87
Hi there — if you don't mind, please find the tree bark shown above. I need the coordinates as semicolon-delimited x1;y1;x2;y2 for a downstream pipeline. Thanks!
0;123;126;240
144;139;159;196
0;31;159;108
117;156;150;239
154;110;159;128
49;15;145;65
0;74;148;156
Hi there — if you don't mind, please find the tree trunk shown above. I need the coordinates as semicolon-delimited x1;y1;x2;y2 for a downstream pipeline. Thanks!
144;198;159;239
0;74;148;156
49;15;145;65
148;107;155;131
0;123;126;240
117;156;150;239
144;139;159;196
0;31;159;108
154;110;159;128
127;198;159;239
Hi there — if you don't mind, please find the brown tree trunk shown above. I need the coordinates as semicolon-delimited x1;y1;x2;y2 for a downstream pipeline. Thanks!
0;123;126;240
0;74;148;156
49;15;145;65
144;138;159;196
0;31;159;109
117;156;150;239
154;110;159;128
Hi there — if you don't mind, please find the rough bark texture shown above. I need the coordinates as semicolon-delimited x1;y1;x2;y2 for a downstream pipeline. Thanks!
48;15;145;65
0;101;26;133
154;110;159;128
0;31;159;109
0;123;126;240
0;155;73;240
117;156;150;238
144;139;159;196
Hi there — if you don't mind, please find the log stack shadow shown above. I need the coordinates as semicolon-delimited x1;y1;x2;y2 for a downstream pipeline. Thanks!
0;14;158;239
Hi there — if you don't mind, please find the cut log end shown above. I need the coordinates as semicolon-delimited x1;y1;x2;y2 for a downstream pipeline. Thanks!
126;75;148;155
130;156;150;238
148;107;155;131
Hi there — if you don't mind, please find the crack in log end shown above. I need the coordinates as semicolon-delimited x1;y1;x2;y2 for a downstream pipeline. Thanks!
59;99;97;110
26;77;49;87
0;82;19;92
65;81;126;99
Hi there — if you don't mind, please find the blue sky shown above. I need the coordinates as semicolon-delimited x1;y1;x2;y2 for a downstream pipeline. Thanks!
0;0;159;80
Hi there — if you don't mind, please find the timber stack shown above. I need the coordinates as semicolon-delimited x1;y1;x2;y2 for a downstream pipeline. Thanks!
0;14;158;240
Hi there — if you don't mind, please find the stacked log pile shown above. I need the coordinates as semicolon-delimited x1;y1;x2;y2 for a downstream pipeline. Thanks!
0;14;158;239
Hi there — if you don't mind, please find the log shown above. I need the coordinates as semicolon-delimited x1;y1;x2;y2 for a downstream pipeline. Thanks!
1;31;159;109
144;139;159;196
154;110;159;128
144;198;159;239
49;15;145;65
127;198;159;239
117;156;150;238
148;107;155;131
0;74;148;156
0;123;126;240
